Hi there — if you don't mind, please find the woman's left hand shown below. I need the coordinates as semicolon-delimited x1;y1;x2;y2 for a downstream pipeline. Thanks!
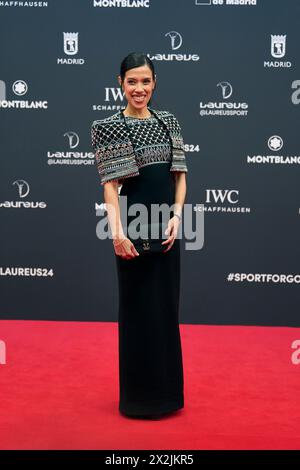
161;216;181;253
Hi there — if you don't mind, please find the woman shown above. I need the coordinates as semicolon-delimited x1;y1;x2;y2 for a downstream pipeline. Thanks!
91;52;188;419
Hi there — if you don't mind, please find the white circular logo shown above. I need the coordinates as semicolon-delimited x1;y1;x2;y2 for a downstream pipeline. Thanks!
12;80;28;96
268;135;283;151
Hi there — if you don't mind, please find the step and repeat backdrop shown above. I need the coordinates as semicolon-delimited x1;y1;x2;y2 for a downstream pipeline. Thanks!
0;0;299;325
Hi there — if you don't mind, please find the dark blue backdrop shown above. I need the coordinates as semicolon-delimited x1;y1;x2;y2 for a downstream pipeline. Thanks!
0;0;299;326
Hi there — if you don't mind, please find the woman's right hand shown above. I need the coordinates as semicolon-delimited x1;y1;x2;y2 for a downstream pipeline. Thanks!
113;237;140;260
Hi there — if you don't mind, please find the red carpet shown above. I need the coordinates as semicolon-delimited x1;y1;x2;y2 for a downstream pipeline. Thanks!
0;320;299;450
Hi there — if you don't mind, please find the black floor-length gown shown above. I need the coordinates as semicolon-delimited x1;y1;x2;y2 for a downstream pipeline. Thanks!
114;113;184;417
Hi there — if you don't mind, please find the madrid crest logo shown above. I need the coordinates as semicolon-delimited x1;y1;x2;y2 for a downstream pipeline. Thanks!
63;32;78;56
271;35;286;58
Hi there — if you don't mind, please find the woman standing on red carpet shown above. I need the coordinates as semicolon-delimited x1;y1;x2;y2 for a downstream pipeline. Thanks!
91;52;188;419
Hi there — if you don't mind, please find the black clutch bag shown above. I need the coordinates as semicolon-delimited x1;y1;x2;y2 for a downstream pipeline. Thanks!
127;221;169;255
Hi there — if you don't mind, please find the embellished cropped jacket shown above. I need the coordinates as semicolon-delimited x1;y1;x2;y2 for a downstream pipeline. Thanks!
91;107;188;186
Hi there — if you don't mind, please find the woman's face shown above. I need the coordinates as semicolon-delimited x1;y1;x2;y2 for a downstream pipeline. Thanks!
118;65;156;110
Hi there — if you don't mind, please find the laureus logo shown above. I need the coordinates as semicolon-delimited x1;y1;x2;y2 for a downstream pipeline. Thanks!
13;179;30;198
165;31;183;50
64;131;79;149
199;81;248;117
47;131;94;166
217;81;233;99
0;180;47;209
149;31;200;62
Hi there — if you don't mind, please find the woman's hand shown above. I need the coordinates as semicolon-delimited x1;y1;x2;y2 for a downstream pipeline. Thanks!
161;216;181;253
113;237;140;260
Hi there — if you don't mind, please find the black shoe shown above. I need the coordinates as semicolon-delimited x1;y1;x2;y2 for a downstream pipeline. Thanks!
120;409;179;420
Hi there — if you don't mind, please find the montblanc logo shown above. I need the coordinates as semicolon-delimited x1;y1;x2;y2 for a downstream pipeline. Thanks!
0;79;48;110
93;86;125;112
268;135;283;152
247;136;300;165
0;180;47;209
199;81;248;117
195;0;257;5
149;31;200;62
193;189;251;214
57;32;85;65
47;132;94;166
264;34;291;69
93;0;150;7
13;80;28;96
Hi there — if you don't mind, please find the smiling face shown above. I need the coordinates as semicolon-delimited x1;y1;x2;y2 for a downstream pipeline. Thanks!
118;64;156;113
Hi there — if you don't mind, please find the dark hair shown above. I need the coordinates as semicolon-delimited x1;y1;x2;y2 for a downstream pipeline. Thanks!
119;52;157;107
